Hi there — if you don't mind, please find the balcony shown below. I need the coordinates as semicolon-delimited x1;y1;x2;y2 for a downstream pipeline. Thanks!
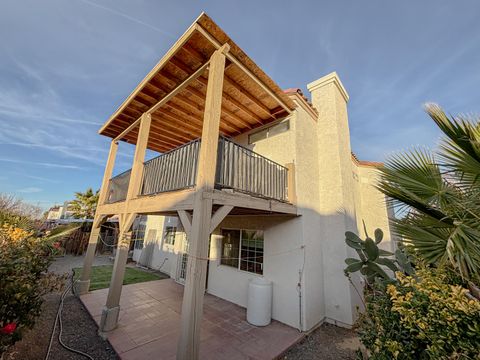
106;137;289;204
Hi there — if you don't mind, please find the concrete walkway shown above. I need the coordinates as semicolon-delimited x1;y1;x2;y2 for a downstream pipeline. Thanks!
49;254;113;274
81;279;304;360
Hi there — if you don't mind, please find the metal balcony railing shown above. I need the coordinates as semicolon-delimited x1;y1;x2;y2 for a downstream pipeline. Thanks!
215;136;288;202
106;169;131;203
141;139;200;196
105;136;289;204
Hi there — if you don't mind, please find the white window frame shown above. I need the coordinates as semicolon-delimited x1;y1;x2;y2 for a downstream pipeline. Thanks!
164;225;177;246
220;228;264;275
248;118;290;144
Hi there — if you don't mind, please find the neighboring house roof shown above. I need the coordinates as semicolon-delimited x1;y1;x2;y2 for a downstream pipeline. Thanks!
283;88;318;118
351;152;383;167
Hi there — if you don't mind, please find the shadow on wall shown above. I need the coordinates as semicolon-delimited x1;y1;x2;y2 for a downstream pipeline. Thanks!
127;201;395;331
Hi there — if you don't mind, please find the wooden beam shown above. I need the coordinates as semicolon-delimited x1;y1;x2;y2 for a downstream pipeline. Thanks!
204;189;298;215
99;23;198;135
182;44;274;119
197;76;263;125
147;61;210;115
110;119;184;149
209;205;233;233
115;114;192;143
121;213;137;233
169;57;261;123
194;24;292;114
144;78;239;135
98;140;119;205
77;212;106;294
126;113;151;200
114;118;141;142
95;188;196;215
104;212;136;309
170;95;241;134
177;43;229;360
177;210;192;238
93;214;107;229
156;70;249;131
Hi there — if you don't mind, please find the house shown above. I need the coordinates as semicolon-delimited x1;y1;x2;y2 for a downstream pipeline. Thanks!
76;13;394;359
46;201;75;220
46;205;61;220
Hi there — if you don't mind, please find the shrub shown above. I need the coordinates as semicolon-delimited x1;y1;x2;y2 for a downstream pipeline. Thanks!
345;230;480;359
386;268;480;359
0;224;64;354
357;265;480;359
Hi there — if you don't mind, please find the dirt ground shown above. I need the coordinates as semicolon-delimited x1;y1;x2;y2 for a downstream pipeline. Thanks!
4;255;360;360
3;292;118;360
3;255;119;360
282;323;360;360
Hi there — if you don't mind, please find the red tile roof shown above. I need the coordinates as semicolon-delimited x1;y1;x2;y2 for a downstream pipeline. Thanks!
283;88;318;115
351;152;383;167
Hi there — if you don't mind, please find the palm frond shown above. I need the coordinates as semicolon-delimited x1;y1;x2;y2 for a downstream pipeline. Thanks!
377;104;480;283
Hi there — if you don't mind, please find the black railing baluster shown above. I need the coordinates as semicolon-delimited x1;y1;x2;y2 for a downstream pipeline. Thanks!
214;136;289;202
106;136;289;203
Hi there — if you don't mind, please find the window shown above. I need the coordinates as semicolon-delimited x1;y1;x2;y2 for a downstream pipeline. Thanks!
221;229;264;275
248;119;290;144
164;226;177;246
132;216;147;250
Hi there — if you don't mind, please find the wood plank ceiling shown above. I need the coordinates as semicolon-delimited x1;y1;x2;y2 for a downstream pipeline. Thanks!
99;14;296;154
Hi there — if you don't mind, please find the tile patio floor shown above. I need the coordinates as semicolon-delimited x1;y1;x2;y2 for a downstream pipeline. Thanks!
80;279;304;360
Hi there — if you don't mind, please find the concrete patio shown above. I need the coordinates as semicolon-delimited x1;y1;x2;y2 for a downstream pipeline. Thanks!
80;279;304;359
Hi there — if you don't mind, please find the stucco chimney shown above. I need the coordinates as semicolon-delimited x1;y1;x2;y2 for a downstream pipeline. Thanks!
307;72;361;326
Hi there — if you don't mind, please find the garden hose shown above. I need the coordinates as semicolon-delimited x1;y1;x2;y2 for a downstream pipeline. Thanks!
44;269;94;360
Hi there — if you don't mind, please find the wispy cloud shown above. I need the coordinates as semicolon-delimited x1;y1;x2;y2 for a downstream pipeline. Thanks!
0;158;85;170
0;107;102;126
17;187;43;193
23;174;61;184
78;0;176;38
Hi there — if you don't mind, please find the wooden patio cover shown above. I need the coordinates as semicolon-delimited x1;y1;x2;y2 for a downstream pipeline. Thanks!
98;13;296;154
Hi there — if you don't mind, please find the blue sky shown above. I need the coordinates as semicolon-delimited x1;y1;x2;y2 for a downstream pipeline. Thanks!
1;0;479;210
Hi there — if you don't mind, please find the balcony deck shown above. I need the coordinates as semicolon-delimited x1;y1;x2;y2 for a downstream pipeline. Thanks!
97;137;296;217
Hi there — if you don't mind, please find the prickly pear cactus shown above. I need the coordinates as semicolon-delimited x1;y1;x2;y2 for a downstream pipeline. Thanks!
344;228;413;284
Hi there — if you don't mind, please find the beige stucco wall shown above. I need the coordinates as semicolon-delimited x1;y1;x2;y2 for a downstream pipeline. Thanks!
137;72;395;332
308;73;362;327
139;215;183;278
355;165;396;252
207;215;303;329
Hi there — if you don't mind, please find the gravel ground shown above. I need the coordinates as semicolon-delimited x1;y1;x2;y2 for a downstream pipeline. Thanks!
3;255;119;360
3;290;118;360
282;323;360;360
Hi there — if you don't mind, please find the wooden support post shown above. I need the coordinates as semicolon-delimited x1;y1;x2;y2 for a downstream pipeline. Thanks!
100;112;152;333
286;163;297;205
177;210;192;238
99;140;119;205
75;216;104;295
177;44;230;360
99;213;137;332
77;140;118;295
209;205;233;233
126;113;151;200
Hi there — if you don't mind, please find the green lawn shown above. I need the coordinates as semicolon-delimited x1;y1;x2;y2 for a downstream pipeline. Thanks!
74;265;168;291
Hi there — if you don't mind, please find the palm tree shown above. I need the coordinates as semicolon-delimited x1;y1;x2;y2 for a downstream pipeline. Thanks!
70;188;99;219
377;104;480;283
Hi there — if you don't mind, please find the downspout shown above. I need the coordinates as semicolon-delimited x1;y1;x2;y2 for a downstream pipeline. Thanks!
297;245;306;331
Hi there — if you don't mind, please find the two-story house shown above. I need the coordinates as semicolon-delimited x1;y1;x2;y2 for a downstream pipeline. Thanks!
76;13;394;359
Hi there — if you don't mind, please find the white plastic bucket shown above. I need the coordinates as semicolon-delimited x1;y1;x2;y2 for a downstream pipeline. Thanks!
247;277;272;326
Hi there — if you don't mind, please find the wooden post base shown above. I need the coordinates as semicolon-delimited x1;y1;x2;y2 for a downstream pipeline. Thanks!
99;305;120;332
74;279;90;295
